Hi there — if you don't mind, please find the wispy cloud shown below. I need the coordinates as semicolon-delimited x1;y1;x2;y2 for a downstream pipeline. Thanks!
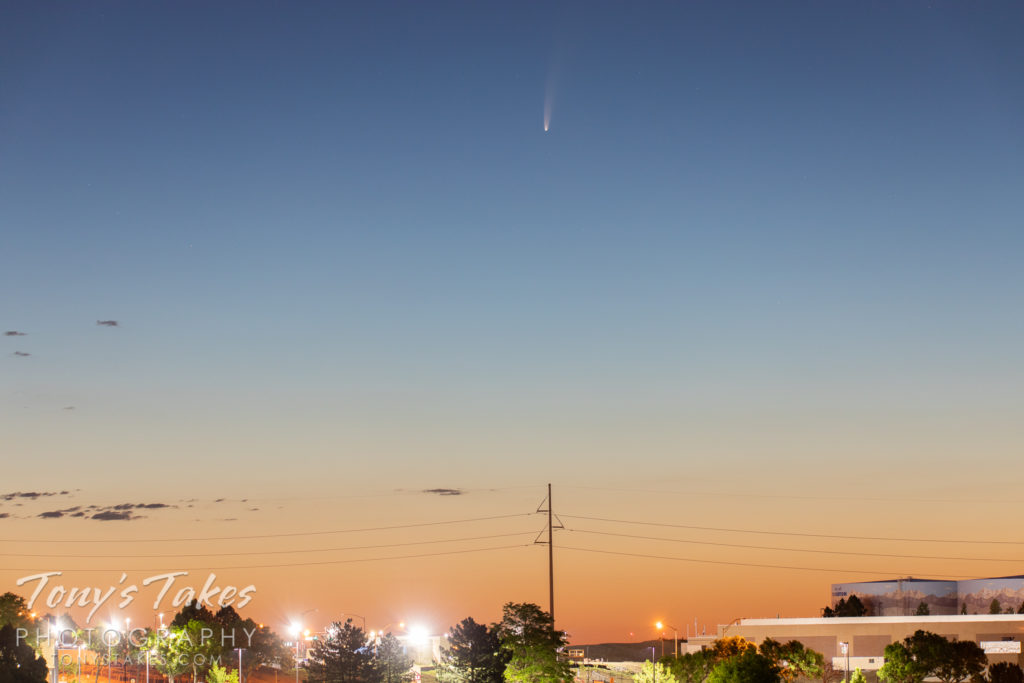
13;351;30;357
4;331;26;336
92;510;133;521
35;500;175;522
422;488;464;496
1;491;70;501
96;320;119;327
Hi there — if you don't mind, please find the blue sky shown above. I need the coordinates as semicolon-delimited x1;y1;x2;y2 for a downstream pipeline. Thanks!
2;1;1023;495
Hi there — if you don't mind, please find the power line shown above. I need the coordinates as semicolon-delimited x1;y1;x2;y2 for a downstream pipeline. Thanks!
559;546;971;579
1;543;534;572
0;531;538;559
562;485;1015;505
0;513;533;544
562;514;1024;546
567;528;1024;562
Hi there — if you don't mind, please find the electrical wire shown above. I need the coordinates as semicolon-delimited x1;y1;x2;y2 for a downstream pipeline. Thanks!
559;545;970;579
566;528;1024;562
0;531;537;558
0;513;534;544
562;514;1024;545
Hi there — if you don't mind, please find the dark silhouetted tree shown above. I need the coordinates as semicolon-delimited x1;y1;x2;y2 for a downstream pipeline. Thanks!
438;617;507;683
915;602;930;616
758;639;822;682
988;662;1024;683
0;623;49;683
494;603;570;683
373;633;414;683
306;619;374;683
706;650;780;683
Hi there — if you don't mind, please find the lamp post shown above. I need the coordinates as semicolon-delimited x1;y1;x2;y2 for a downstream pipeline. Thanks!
124;619;131;683
289;624;302;683
656;622;679;659
650;647;657;683
839;642;849;683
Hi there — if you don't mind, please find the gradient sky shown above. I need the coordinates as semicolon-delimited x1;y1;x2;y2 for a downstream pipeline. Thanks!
2;1;1024;643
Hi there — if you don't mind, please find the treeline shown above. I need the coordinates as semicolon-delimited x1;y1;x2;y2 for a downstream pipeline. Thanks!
645;631;1023;683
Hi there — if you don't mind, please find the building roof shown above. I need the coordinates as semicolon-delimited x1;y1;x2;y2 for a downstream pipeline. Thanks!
739;614;1024;627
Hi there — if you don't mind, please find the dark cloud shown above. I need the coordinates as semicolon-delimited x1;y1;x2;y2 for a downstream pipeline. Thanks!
110;502;172;510
4;331;26;336
0;513;9;519
30;499;173;522
96;320;119;327
13;351;30;357
92;510;134;521
422;488;464;496
64;406;75;411
1;491;69;501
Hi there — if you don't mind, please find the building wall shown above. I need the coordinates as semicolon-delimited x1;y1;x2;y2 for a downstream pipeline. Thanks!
832;577;1024;617
716;615;1024;671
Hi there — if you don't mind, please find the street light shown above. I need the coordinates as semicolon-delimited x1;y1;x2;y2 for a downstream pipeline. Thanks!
288;623;302;683
655;622;679;659
839;642;850;683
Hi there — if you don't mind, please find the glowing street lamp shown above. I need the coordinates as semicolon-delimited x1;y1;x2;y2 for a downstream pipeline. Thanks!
288;623;302;683
655;622;679;658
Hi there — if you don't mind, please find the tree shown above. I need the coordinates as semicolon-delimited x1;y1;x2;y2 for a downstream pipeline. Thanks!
0;593;40;650
494;603;570;683
664;651;716;683
148;627;191;683
988;663;1024;683
820;661;843;683
961;603;968;615
634;661;678;683
990;599;1003;615
850;669;867;683
0;623;49;683
823;597;867;618
373;633;414;683
213;609;290;676
161;619;225;683
878;641;927;683
915;602;931;616
306;619;375;683
758;639;822;682
878;631;985;683
710;637;755;663
171;602;217;629
208;662;240;683
438;617;507;683
706;650;780;683
932;640;986;683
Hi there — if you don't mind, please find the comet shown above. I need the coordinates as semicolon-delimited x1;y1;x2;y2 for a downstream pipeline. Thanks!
544;66;556;132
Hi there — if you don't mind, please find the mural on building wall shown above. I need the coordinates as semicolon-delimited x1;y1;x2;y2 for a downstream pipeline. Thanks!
831;580;958;616
958;577;1024;615
831;577;1024;616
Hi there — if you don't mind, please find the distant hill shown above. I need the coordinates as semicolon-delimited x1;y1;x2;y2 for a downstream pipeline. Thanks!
570;640;679;662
